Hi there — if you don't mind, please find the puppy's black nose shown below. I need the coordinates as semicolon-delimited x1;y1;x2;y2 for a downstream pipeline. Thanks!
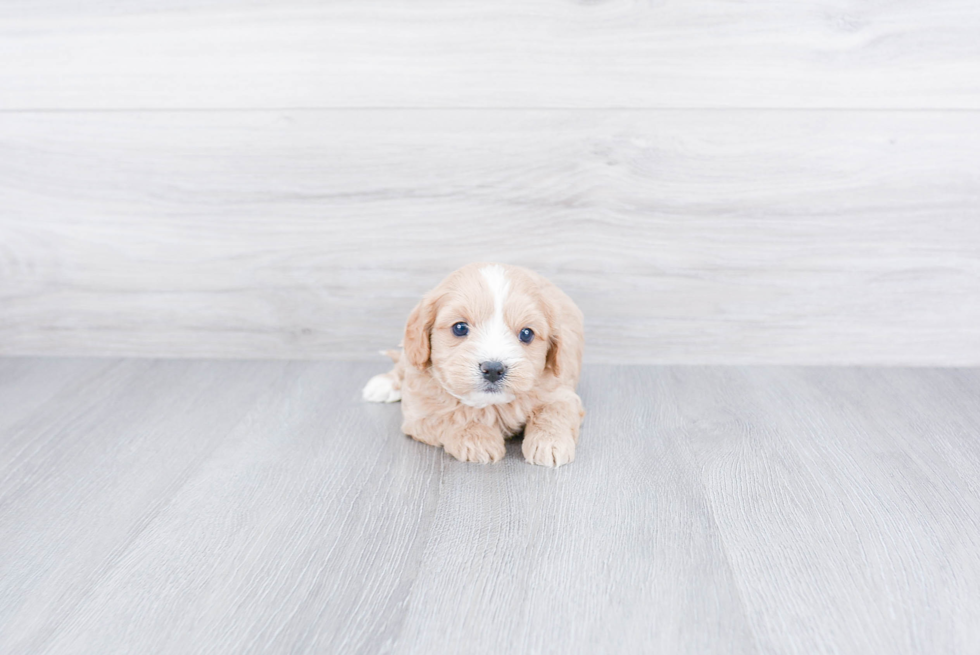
480;361;506;383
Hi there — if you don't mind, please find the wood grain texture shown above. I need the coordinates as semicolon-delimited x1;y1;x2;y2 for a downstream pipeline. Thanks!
0;357;114;433
2;110;978;364
1;0;980;109
1;358;979;654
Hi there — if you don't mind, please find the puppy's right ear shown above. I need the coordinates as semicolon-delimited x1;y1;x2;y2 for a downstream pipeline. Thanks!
403;293;439;370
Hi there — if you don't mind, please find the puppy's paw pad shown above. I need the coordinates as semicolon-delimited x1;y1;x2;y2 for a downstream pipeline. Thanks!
362;374;401;403
444;433;506;464
523;432;575;468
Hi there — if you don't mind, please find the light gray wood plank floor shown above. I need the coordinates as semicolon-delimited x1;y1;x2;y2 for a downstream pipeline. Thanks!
1;358;978;654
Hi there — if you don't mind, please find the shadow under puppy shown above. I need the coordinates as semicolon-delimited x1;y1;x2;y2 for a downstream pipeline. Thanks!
363;263;585;467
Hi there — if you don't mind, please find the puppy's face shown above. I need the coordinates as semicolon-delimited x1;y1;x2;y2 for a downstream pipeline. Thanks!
404;264;560;408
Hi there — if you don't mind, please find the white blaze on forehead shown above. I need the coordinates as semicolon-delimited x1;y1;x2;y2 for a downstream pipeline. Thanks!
480;264;510;314
474;265;522;364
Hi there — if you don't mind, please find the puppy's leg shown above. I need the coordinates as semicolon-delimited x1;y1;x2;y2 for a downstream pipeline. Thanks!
442;422;506;464
402;416;505;463
523;391;584;468
362;350;405;403
401;416;444;448
362;372;401;402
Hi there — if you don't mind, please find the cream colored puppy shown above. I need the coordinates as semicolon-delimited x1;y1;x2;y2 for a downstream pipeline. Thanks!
362;263;585;467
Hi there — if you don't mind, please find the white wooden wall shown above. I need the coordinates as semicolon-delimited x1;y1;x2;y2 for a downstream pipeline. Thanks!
1;1;979;364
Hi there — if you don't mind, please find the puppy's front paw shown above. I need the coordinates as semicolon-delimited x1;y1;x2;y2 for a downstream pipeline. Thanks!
443;425;506;464
362;373;401;403
523;429;576;468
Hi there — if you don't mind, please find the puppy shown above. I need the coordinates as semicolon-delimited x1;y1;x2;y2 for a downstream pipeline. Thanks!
362;263;585;467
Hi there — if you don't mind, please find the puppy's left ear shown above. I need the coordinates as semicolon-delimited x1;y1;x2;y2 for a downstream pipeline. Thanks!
541;291;563;378
403;292;440;370
545;329;562;378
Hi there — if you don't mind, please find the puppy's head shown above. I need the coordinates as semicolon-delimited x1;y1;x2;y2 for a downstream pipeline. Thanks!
404;264;561;408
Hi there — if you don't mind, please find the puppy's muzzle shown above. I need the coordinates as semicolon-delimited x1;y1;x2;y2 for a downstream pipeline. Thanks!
479;360;506;383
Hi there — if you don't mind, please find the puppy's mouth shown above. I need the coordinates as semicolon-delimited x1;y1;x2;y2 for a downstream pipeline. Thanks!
451;376;515;408
480;381;507;394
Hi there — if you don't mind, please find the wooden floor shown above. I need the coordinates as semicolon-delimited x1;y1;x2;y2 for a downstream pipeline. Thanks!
1;358;979;654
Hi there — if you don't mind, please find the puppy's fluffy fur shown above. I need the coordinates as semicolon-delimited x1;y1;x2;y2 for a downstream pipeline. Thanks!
362;263;585;467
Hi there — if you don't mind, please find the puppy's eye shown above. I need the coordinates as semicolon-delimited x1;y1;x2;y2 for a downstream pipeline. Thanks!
452;322;469;337
519;327;534;344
